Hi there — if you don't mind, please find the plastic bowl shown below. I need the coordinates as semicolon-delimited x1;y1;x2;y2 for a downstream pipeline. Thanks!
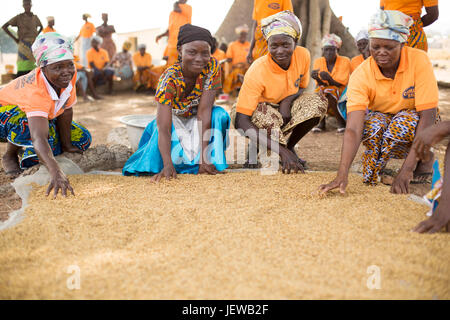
120;115;156;151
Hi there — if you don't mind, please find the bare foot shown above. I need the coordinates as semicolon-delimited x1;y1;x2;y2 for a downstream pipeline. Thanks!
62;145;83;154
2;152;22;176
413;155;434;184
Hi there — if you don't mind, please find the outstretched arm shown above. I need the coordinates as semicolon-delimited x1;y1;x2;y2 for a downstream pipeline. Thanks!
319;110;366;194
28;116;75;198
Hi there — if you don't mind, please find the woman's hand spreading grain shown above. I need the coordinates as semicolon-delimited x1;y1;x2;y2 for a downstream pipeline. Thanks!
413;122;450;161
279;148;305;174
391;169;413;194
151;164;177;183
319;174;348;195
413;199;450;233
46;170;75;199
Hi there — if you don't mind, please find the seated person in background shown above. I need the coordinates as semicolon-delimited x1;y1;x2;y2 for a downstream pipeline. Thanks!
319;10;438;196
110;41;133;80
413;121;450;234
311;34;351;133
223;25;251;96
0;32;91;196
74;55;102;102
123;24;230;179
233;11;327;173
132;44;160;92
86;37;114;94
351;29;370;73
43;16;56;33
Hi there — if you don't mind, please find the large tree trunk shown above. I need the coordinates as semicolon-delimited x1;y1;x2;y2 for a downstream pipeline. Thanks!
216;0;358;61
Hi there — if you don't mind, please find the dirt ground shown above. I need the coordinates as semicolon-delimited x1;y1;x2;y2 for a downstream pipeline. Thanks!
1;88;450;222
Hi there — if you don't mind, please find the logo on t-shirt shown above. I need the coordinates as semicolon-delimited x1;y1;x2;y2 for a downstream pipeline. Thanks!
295;75;304;88
403;86;415;99
268;2;281;10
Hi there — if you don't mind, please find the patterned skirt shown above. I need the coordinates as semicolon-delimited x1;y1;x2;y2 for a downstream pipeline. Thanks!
0;105;92;169
407;17;428;52
362;109;419;185
252;27;268;60
231;93;328;145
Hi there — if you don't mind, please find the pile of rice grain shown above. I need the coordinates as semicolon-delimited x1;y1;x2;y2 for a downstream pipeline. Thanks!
0;172;448;299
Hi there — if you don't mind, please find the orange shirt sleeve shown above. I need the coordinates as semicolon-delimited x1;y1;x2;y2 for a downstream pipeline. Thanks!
346;67;370;113
252;0;258;20
226;43;234;60
424;0;438;7
236;66;264;116
283;0;294;11
179;4;192;23
86;49;94;65
414;51;439;111
299;48;311;89
333;56;351;87
313;58;321;71
146;53;152;67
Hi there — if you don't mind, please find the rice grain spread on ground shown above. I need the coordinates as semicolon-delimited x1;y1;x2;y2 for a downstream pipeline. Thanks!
0;172;448;299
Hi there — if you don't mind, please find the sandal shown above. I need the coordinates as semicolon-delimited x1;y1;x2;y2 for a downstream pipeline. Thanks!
337;128;345;134
411;172;432;184
311;127;323;133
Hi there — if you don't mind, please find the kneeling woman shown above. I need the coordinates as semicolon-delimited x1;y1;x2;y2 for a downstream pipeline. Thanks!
123;25;230;180
320;10;438;195
0;32;92;197
234;11;327;173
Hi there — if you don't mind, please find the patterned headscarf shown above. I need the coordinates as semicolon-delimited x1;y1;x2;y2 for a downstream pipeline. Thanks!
122;41;132;51
355;29;369;42
322;34;342;48
261;10;302;41
368;10;413;43
32;32;74;68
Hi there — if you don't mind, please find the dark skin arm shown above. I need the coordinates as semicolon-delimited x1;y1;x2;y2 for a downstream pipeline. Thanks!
28;116;75;198
318;71;345;87
391;108;436;194
156;30;169;43
421;6;439;27
311;69;328;86
247;20;257;64
151;103;177;183
235;112;304;174
413;121;450;233
173;1;182;13
2;23;19;43
319;110;366;194
279;88;305;126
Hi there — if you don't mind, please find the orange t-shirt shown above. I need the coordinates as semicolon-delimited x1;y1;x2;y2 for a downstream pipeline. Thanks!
87;47;110;70
212;49;226;62
350;54;366;73
0;67;77;119
380;0;438;18
226;41;251;66
79;21;96;38
253;0;293;24
167;3;192;49
236;46;311;116
347;46;438;114
43;26;56;34
74;55;83;70
133;52;152;68
313;55;351;87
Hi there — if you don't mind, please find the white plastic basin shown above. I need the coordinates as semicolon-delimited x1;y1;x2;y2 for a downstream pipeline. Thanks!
120;115;156;151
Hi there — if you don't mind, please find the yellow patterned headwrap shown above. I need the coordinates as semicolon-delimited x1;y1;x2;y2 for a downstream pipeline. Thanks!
261;10;302;41
122;41;132;51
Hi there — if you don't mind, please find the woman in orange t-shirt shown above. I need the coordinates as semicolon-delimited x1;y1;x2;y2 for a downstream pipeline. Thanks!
235;11;327;173
312;34;351;133
0;33;91;197
320;10;439;196
350;29;370;73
